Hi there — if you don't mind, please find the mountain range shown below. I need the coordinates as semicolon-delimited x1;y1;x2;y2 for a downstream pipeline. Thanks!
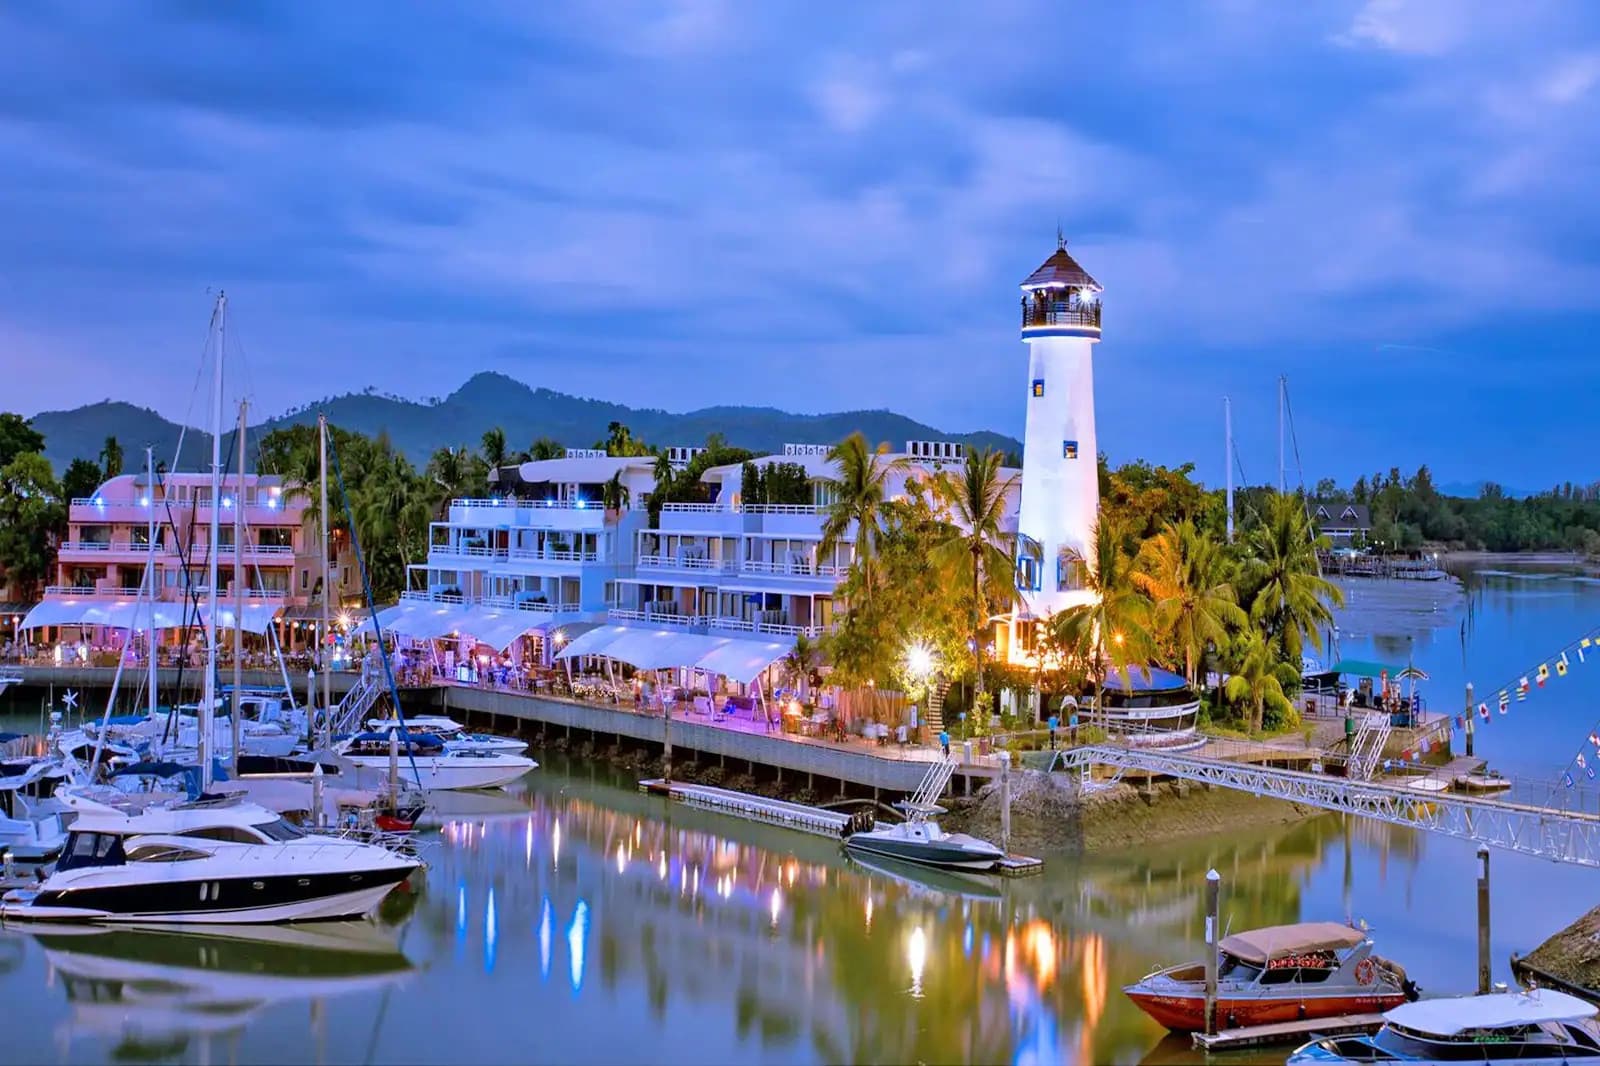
28;372;1021;474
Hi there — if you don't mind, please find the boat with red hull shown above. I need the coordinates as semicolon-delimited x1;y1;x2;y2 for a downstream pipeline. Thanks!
1125;921;1417;1032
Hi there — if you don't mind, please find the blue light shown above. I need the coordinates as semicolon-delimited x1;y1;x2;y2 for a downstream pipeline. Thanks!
574;497;586;509
265;496;278;510
485;886;498;974
568;899;589;992
138;496;150;507
539;896;553;980
93;495;105;507
456;882;468;943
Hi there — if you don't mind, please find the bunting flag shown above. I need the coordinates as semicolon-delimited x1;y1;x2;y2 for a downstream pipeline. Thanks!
1456;715;1466;731
1588;765;1596;781
1499;690;1510;713
1558;652;1570;677
1582;638;1592;664
1480;702;1491;721
1539;663;1551;687
1565;772;1576;789
1577;753;1587;771
1588;732;1599;749
1421;738;1432;753
1518;677;1531;700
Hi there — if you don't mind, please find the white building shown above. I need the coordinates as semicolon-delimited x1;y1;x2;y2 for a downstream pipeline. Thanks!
1014;236;1103;623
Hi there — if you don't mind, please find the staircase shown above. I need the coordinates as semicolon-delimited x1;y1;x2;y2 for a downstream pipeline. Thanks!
1348;711;1393;781
329;663;385;737
908;756;958;809
924;680;951;735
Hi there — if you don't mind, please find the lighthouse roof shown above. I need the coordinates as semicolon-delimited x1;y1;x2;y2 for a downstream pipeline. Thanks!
1020;244;1101;292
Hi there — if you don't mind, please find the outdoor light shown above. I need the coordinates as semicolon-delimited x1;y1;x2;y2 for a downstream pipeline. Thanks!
93;495;104;507
553;630;567;646
139;496;150;506
574;498;586;509
906;642;935;679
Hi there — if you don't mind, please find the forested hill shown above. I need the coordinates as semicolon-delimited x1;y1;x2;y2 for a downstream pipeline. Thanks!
30;372;1019;471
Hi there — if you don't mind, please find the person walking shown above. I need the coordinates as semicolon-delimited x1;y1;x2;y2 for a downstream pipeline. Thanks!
939;729;950;759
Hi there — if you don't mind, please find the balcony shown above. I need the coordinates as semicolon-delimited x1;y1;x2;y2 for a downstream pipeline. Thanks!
480;596;582;615
636;554;734;573
739;559;847;580
508;547;600;564
429;544;509;562
606;607;828;639
58;540;171;558
1021;298;1101;333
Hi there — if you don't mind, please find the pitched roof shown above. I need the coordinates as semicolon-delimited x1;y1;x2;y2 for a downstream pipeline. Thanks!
1020;242;1102;291
1310;500;1372;528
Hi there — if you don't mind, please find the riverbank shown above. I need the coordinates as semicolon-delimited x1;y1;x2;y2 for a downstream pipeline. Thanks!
1519;904;1600;993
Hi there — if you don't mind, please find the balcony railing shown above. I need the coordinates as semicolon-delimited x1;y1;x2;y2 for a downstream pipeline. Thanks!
738;559;847;578
451;497;606;512
430;544;508;560
636;554;734;572
607;608;707;628
1022;300;1102;331
656;502;733;513
480;596;581;615
741;504;825;515
508;547;599;563
605;607;829;639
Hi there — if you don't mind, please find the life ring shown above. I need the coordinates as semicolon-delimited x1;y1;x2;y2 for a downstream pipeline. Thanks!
1355;958;1377;985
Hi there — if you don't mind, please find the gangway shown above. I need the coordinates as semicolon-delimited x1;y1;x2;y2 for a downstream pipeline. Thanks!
328;664;384;737
909;757;958;809
1347;711;1392;781
1051;744;1600;867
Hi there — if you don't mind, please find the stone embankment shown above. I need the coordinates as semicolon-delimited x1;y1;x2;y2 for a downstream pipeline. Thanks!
1521;905;1600;994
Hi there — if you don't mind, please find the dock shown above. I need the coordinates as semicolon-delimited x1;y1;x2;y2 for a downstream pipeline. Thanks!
1190;1012;1385;1051
639;778;1044;877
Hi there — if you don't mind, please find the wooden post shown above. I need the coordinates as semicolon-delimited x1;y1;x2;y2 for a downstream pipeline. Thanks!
998;751;1012;856
1204;868;1221;1035
1477;846;1491;994
1464;681;1475;757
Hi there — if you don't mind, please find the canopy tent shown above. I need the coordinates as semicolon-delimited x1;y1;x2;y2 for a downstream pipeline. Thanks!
555;625;794;682
351;602;415;638
391;601;474;640
1329;659;1402;679
198;602;282;635
1100;665;1188;693
453;606;551;652
23;597;198;631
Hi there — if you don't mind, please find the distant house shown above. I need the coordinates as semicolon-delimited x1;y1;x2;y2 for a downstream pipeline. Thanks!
1310;501;1372;546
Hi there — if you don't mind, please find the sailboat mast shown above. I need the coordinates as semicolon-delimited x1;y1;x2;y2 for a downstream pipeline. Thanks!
1224;396;1234;542
231;400;247;771
201;291;226;790
146;445;157;722
319;413;331;741
1277;374;1287;494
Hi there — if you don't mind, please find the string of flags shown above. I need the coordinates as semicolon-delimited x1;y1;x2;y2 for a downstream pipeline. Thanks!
1468;630;1600;790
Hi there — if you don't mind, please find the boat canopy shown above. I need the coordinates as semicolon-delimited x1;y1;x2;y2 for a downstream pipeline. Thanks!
1384;989;1594;1035
1100;666;1188;693
1330;659;1402;678
351;731;445;750
1217;922;1366;963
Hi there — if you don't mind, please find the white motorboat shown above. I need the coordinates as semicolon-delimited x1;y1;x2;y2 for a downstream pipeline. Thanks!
0;674;21;698
334;732;535;791
841;804;1004;871
0;759;71;859
364;717;527;755
0;789;420;924
1289;988;1600;1064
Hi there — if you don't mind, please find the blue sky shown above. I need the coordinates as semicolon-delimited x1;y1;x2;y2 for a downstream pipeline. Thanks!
3;1;1599;489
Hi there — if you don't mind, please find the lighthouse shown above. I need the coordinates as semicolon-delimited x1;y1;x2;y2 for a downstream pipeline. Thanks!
1015;235;1103;622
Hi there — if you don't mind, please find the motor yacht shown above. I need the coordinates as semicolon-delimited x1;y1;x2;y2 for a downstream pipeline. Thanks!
364;717;527;755
1125;921;1416;1032
0;758;70;859
334;732;535;791
1289;988;1600;1064
0;789;420;924
841;804;1004;871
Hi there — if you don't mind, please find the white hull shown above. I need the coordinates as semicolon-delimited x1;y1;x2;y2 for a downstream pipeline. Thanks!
5;881;401;925
343;754;534;791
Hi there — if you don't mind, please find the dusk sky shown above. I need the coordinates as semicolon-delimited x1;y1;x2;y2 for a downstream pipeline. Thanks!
4;1;1600;489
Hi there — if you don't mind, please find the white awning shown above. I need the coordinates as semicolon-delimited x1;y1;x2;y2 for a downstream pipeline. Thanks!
198;602;282;634
601;629;712;671
694;636;794;684
554;624;632;661
105;600;197;631
22;597;97;629
455;606;547;651
23;597;197;630
351;602;414;638
395;602;474;640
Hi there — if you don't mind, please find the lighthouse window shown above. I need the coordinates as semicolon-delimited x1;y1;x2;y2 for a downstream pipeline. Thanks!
1031;379;1045;398
1062;440;1079;460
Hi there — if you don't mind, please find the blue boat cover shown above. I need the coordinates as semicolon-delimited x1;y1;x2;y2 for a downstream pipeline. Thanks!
351;731;445;751
1100;666;1189;692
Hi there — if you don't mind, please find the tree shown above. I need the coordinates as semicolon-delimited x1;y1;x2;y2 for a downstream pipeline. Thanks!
99;435;124;478
781;633;824;699
598;421;651;457
424;445;488;519
1133;520;1246;687
928;447;1021;712
1050;517;1155;720
529;437;564;461
1243;492;1343;665
1223;630;1299;733
0;413;45;469
60;458;105;505
481;427;509;472
0;452;64;600
819;433;897;605
601;471;630;512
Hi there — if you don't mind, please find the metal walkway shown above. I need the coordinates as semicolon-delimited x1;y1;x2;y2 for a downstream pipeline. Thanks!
1051;744;1600;867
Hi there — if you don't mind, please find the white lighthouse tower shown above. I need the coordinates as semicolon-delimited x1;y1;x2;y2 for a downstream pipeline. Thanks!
1016;235;1103;622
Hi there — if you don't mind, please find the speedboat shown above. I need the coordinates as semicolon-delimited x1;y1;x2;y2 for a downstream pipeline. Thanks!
841;804;1004;871
364;717;527;755
0;759;71;859
1125;921;1416;1032
1455;770;1513;794
1289;988;1600;1064
334;732;535;791
0;788;420;924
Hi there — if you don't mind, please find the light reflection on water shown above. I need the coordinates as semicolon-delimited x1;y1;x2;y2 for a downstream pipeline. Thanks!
1;566;1598;1063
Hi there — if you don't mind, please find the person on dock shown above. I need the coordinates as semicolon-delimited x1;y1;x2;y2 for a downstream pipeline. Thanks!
939;729;950;758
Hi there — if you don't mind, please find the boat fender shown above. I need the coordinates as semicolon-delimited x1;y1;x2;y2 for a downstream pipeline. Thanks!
1298;1002;1308;1020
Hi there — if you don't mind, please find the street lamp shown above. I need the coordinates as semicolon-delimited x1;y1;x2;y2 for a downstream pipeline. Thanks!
906;642;935;680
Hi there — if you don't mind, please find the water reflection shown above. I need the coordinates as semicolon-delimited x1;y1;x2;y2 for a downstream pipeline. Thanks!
16;922;412;1061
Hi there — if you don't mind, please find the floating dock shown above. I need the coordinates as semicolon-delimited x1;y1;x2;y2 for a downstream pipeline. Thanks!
639;778;1043;877
1190;1012;1385;1051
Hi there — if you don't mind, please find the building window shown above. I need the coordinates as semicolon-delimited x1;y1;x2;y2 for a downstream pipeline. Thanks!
1057;553;1087;591
300;571;308;590
1031;379;1045;398
1062;440;1079;460
1016;556;1041;592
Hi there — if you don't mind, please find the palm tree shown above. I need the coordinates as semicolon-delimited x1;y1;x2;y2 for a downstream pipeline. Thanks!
481;426;509;475
1050;517;1155;721
100;435;123;478
781;633;823;700
1133;520;1246;687
1224;630;1300;733
424;446;483;519
1245;492;1345;665
601;471;630;512
529;437;564;461
819;432;897;605
928;447;1021;708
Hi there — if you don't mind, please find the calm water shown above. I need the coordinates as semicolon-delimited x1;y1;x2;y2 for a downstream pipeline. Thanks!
2;562;1599;1065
